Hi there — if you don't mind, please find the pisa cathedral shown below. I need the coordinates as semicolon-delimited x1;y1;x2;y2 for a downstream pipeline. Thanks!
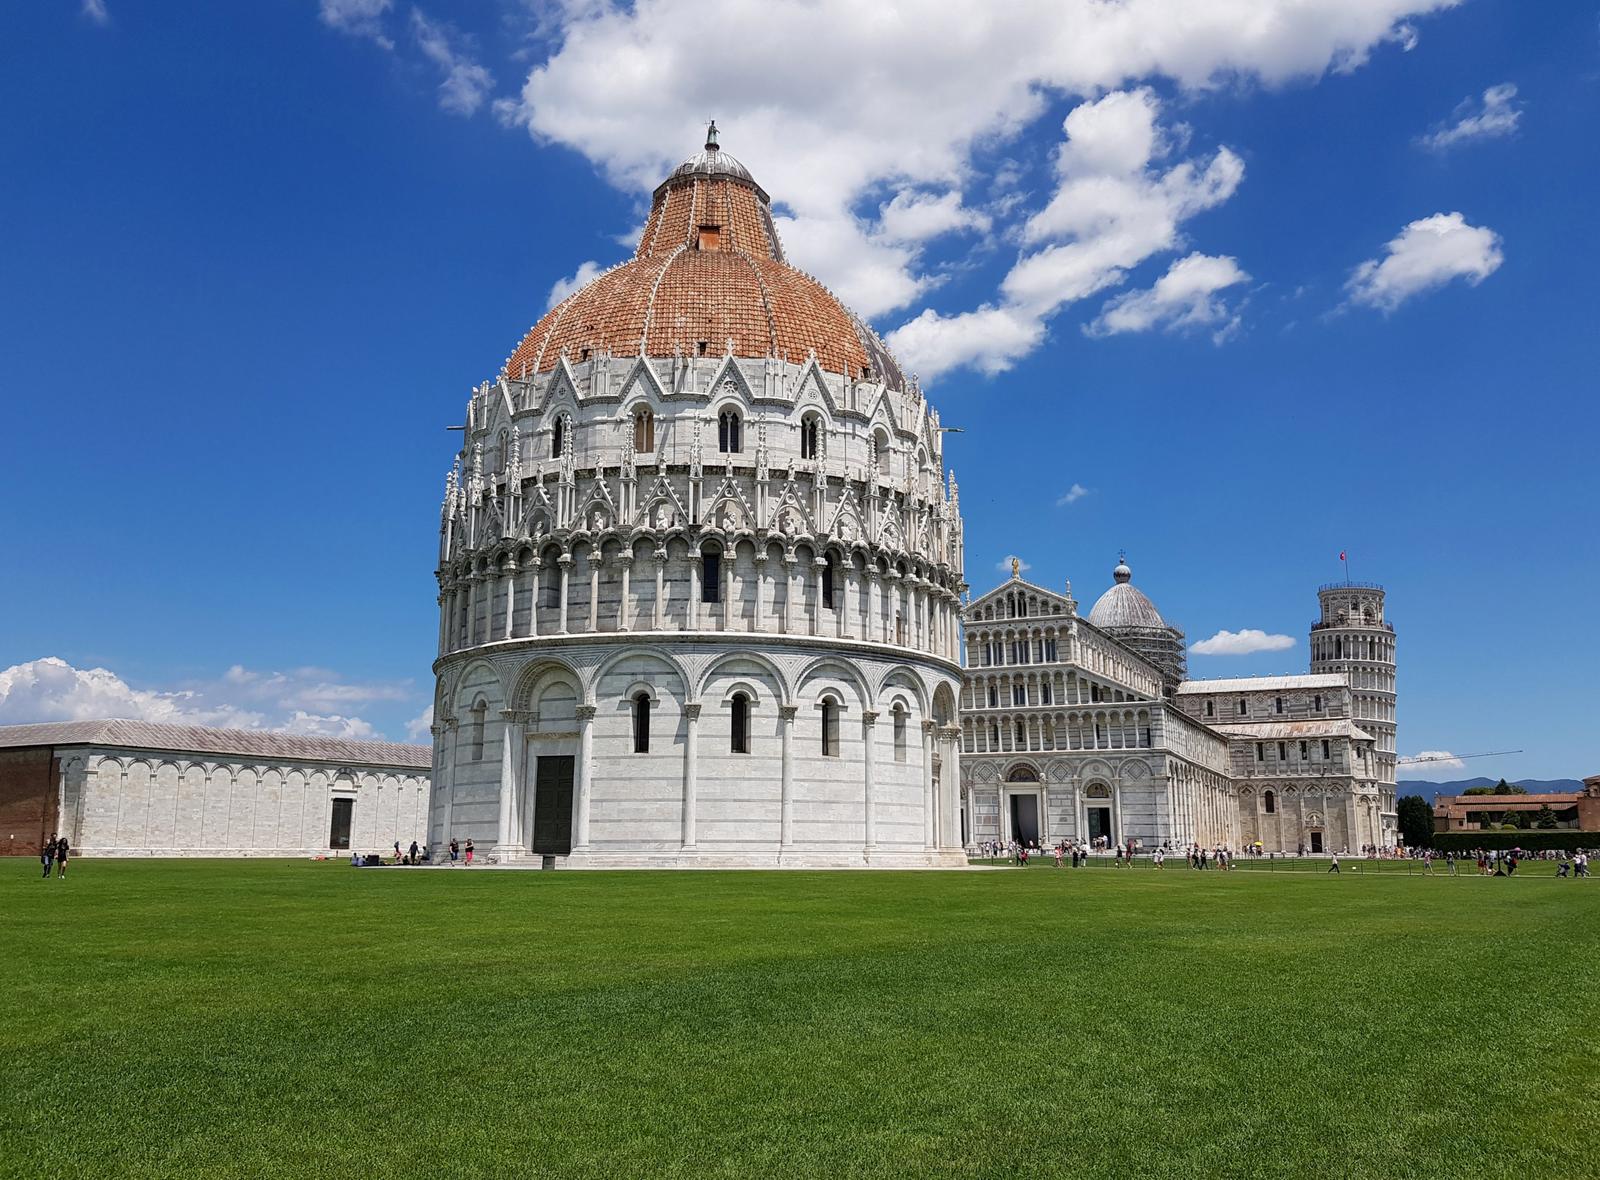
424;127;1398;867
960;561;1398;854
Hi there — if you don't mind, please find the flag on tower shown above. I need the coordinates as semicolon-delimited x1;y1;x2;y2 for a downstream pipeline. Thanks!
1339;550;1346;561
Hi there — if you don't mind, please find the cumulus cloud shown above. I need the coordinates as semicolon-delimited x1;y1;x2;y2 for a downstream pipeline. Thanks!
1419;83;1521;151
1398;750;1466;777
319;0;394;48
997;555;1032;574
405;705;435;742
492;0;1461;374
411;10;493;116
1345;212;1503;311
1057;483;1091;506
887;89;1246;377
81;0;110;26
547;259;603;309
1190;629;1296;656
1087;252;1250;342
0;657;416;741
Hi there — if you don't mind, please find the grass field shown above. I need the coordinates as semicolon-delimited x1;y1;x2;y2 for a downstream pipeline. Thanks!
3;860;1597;1179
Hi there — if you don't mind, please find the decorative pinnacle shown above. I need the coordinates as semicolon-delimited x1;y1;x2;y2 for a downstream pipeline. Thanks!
705;119;719;152
1010;556;1021;579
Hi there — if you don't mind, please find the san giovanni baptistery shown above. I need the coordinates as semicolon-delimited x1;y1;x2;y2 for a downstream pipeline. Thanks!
427;127;968;867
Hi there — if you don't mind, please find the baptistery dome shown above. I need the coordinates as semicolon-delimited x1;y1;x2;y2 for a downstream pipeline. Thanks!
428;126;966;869
506;123;905;391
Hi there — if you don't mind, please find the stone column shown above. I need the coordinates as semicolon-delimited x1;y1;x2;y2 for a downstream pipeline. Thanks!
862;709;879;855
617;554;632;632
867;572;881;643
493;716;518;860
782;555;797;635
1114;782;1125;847
939;725;962;851
812;559;828;636
557;555;572;634
573;704;595;851
724;556;735;630
503;562;518;640
436;591;448;655
588;551;600;632
466;576;480;646
653;550;666;630
529;562;541;637
779;704;797;849
689;550;702;631
682;702;701;849
842;564;857;640
922;720;937;850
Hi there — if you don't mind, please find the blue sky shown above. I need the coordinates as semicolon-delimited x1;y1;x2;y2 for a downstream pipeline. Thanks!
1;1;1596;778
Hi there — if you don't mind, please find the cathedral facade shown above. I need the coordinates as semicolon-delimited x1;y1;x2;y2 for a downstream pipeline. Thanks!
960;561;1397;854
427;129;966;867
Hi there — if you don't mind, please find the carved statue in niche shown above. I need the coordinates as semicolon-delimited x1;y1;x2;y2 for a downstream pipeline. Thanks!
587;507;610;532
651;500;677;530
713;500;744;531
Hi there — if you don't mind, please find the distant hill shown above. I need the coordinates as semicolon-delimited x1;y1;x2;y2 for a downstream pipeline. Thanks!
1396;776;1585;804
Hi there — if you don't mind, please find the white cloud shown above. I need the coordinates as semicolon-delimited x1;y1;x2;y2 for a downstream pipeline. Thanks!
876;191;991;246
1057;483;1091;506
1345;212;1503;311
0;657;415;740
997;555;1032;574
497;0;1462;375
1190;629;1296;656
81;0;110;26
1088;251;1249;341
1398;750;1466;777
411;10;493;116
887;89;1246;378
547;259;603;309
319;0;394;48
406;705;435;742
1419;83;1521;151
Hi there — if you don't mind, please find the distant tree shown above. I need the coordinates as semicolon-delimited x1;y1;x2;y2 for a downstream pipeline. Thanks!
1397;795;1434;849
1534;804;1559;830
1464;780;1529;796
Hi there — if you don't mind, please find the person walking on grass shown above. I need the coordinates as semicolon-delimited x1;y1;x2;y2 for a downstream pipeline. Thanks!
449;837;459;865
1328;853;1340;875
55;836;70;879
41;834;56;879
409;840;419;866
464;838;475;865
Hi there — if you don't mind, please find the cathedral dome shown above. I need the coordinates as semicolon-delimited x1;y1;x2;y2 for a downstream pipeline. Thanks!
505;125;907;391
1088;556;1169;631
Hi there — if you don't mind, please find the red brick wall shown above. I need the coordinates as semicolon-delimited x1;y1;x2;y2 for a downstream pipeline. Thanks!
0;746;57;856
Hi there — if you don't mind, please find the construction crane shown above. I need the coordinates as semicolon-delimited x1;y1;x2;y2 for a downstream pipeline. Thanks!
1396;749;1522;766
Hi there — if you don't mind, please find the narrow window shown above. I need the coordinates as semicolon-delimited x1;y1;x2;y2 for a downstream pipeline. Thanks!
702;551;720;603
633;408;655;453
551;414;567;459
632;692;651;754
1314;694;1323;712
1041;682;1052;705
800;415;821;460
1015;721;1025;745
731;692;750;754
1277;741;1287;761
893;707;908;763
718;410;742;454
1238;699;1247;715
470;701;486;761
1299;740;1308;760
1275;697;1284;715
873;429;890;477
1264;790;1276;814
1255;742;1264;762
987;686;997;708
1322;739;1331;760
822;554;836;609
821;699;839;756
1205;700;1214;718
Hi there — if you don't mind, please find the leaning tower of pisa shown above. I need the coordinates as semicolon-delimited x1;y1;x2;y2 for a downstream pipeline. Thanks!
1309;582;1397;843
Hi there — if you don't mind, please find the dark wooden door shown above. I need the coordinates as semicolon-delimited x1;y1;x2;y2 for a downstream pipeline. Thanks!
329;797;354;849
531;756;575;855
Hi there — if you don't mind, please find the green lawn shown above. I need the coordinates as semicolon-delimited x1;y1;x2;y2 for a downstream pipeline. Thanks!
3;860;1597;1179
